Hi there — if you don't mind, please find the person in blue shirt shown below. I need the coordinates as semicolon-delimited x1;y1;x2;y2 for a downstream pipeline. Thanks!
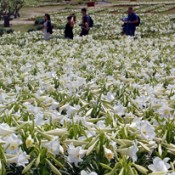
122;7;139;36
80;8;90;36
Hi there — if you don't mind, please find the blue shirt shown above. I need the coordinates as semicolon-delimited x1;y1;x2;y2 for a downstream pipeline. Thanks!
127;13;138;30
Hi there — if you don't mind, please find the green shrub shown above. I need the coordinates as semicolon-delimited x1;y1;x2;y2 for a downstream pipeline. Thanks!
27;28;36;33
35;17;45;25
78;0;83;5
36;25;43;30
57;25;65;30
0;28;5;36
6;29;14;34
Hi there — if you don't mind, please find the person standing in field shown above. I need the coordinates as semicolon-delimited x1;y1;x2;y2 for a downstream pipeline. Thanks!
64;14;76;40
122;7;139;36
43;14;53;40
80;8;90;37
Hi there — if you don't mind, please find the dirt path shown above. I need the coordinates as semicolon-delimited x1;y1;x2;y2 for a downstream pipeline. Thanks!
166;7;175;13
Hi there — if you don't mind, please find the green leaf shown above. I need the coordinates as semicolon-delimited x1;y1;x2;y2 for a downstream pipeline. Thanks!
22;159;36;174
45;159;62;175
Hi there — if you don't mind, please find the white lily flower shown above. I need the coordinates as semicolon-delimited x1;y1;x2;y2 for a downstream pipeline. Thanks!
25;135;34;148
0;123;15;136
103;146;114;160
34;113;45;126
0;90;7;103
148;157;170;173
131;118;156;140
3;134;22;154
109;141;117;150
7;150;29;167
51;101;60;110
129;142;138;162
102;92;115;101
114;104;126;116
140;121;156;140
96;120;106;129
169;173;175;175
81;170;98;175
157;104;173;118
67;143;86;166
133;96;148;109
42;137;60;156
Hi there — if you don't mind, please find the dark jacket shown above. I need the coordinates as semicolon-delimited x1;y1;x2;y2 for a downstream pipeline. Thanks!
64;23;73;39
47;21;53;34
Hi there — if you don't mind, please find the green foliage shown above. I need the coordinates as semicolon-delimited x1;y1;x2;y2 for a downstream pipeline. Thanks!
0;0;24;15
34;17;45;25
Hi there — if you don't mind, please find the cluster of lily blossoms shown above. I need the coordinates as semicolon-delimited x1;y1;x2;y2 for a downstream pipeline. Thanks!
0;3;175;175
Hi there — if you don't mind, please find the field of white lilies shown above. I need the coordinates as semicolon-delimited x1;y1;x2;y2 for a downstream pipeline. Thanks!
0;3;175;175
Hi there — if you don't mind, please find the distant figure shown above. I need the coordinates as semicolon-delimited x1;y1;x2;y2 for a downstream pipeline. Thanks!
64;14;76;40
87;0;95;7
80;8;90;37
122;7;139;36
43;14;53;40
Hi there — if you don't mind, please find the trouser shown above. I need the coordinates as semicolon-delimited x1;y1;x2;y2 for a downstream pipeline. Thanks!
80;29;89;37
44;32;51;40
122;23;127;35
65;35;73;40
125;24;136;36
126;29;136;36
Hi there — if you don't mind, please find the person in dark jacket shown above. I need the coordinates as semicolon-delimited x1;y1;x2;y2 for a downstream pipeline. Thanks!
64;15;75;39
43;14;53;40
80;8;89;37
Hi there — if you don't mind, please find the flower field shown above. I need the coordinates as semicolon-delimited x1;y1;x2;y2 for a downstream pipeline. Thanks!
0;3;175;175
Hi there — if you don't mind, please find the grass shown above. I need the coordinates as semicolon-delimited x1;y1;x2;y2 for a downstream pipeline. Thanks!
11;24;36;32
0;24;37;33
